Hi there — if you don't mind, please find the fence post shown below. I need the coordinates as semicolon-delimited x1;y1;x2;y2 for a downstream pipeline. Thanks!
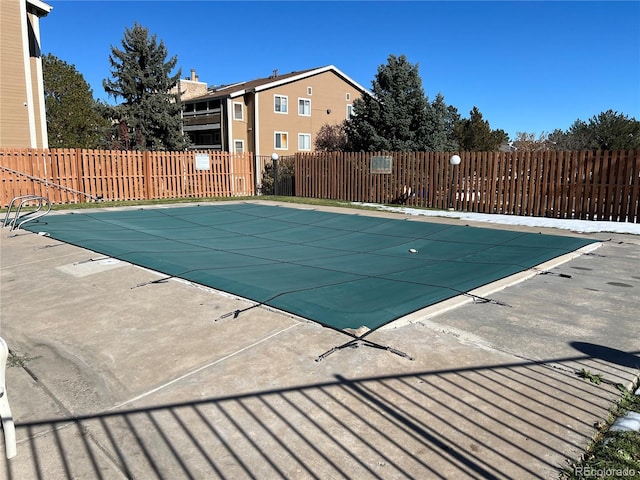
143;150;152;200
74;149;83;203
272;153;279;196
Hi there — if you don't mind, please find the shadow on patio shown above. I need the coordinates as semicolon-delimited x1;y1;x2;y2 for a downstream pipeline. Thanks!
3;347;637;480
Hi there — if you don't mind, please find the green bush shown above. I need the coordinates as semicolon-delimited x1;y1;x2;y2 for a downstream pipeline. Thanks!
261;157;295;195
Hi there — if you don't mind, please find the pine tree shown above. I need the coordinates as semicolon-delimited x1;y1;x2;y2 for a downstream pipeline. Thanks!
43;54;110;148
424;93;460;151
549;110;640;150
103;23;188;151
454;107;507;151
345;54;430;151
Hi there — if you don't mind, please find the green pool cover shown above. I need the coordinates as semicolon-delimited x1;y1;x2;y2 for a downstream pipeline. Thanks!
25;203;596;333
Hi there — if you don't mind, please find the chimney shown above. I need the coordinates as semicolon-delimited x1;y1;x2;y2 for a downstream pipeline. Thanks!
191;69;198;82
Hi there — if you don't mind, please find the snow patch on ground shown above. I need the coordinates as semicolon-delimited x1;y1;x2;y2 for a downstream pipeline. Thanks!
354;203;640;235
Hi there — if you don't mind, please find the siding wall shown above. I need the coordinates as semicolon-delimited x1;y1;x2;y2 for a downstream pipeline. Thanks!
255;71;362;156
0;0;49;148
0;0;31;147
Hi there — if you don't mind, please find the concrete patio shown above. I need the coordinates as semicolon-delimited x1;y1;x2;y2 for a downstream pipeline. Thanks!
0;201;638;479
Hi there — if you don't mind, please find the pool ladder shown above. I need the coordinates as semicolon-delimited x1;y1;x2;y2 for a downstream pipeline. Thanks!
3;195;51;233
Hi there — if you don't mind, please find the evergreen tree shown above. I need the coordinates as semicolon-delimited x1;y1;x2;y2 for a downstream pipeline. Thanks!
549;110;640;150
103;23;188;151
345;54;430;151
454;107;507;151
43;54;110;148
424;93;460;151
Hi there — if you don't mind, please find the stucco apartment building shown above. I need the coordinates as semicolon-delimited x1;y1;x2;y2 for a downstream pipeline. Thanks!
0;0;52;148
182;65;368;156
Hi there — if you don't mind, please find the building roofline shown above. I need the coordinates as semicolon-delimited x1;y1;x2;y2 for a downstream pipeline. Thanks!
187;65;371;103
27;0;53;16
252;65;369;96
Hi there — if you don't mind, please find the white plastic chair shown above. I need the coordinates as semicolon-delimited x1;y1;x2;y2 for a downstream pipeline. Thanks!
0;337;16;458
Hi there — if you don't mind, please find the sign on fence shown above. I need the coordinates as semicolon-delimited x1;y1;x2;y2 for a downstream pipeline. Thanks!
195;153;210;170
371;155;393;174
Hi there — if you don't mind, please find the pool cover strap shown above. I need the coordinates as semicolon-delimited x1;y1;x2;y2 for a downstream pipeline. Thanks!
315;336;415;362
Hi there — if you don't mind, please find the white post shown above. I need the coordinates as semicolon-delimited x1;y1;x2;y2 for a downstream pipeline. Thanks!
0;337;16;459
449;154;461;209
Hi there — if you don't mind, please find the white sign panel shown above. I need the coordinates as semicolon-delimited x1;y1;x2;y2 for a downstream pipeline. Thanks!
371;155;393;174
195;153;210;171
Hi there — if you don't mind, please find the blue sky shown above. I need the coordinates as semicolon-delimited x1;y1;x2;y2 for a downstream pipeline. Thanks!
41;1;639;139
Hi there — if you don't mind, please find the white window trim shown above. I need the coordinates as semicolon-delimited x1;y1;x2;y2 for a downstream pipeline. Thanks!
226;98;233;149
298;133;311;151
20;0;38;147
346;104;354;120
274;94;288;114
274;131;289;150
298;98;311;117
234;139;245;154
233;102;244;121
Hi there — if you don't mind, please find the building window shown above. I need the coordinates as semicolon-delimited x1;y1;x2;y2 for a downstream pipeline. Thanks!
234;140;244;153
307;86;312;95
298;98;311;116
346;92;351;101
200;133;213;144
274;95;288;113
233;102;243;120
275;132;288;150
298;133;311;151
346;104;354;120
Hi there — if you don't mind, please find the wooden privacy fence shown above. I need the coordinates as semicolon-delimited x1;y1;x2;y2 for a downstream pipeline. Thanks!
294;150;640;223
3;148;639;223
0;148;255;208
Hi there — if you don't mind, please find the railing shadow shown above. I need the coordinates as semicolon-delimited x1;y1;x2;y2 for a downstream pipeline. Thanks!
2;346;638;480
570;342;640;370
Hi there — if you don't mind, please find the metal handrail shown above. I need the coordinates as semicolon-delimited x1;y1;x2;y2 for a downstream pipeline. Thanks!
3;195;51;232
0;165;99;201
